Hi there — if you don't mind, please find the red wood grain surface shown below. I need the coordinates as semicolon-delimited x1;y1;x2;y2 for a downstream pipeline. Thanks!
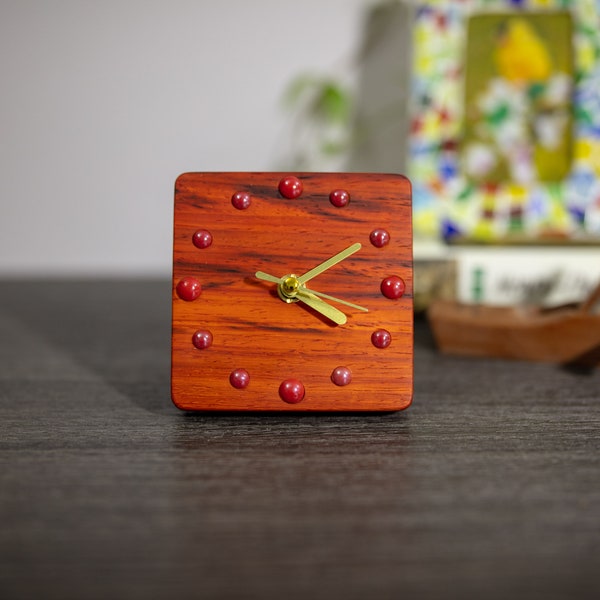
171;172;413;411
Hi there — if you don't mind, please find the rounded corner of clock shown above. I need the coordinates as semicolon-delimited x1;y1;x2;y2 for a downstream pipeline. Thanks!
386;390;413;412
170;388;191;412
174;172;192;187
382;171;411;181
174;171;204;193
392;173;413;197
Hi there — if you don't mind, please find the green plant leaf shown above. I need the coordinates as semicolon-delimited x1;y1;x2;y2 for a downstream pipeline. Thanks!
282;73;319;108
313;82;352;123
320;139;349;156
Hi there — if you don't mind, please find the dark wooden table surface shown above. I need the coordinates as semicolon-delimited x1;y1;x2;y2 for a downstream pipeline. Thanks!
1;280;598;600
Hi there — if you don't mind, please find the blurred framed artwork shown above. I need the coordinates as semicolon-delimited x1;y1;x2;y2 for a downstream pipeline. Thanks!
409;0;600;244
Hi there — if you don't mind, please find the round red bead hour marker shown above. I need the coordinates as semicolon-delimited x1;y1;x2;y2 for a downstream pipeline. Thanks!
331;366;352;386
231;191;251;210
229;368;250;389
192;329;213;350
192;229;213;249
279;379;305;403
381;275;405;299
329;189;350;207
371;329;392;349
278;176;303;199
176;277;202;301
370;228;390;248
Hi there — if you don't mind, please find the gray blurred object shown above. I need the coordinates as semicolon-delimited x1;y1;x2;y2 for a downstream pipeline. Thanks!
279;1;414;172
414;259;457;313
346;0;414;172
350;1;454;312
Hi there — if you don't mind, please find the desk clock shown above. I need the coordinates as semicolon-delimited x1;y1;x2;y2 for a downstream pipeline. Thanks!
171;172;413;411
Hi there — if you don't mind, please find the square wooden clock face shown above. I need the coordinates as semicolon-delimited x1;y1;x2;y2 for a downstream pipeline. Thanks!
171;172;413;412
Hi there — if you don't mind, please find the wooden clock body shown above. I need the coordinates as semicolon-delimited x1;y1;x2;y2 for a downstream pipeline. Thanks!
171;172;413;411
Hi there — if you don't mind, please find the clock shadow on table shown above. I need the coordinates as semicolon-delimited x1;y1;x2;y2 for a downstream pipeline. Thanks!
173;409;412;455
181;409;410;419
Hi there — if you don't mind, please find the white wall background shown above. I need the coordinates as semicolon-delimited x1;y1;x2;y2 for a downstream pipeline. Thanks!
0;0;368;276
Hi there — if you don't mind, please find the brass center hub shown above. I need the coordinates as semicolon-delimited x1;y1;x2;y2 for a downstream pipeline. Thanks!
278;275;300;303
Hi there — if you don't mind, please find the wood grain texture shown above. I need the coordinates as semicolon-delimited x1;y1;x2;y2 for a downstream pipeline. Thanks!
1;280;599;600
428;300;600;365
172;172;413;411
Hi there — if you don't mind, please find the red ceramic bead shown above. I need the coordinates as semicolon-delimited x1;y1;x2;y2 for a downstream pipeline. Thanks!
279;378;305;403
192;229;213;249
381;275;405;299
369;228;390;248
231;191;251;210
331;366;352;386
192;329;213;350
176;277;202;301
329;189;350;207
278;176;303;199
229;368;250;389
371;329;392;349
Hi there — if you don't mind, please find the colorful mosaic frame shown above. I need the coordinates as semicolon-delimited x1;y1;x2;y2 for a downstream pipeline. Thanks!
409;0;600;243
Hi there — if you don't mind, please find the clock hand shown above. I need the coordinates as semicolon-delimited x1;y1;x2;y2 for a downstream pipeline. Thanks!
297;243;362;285
257;242;361;288
256;271;297;302
256;271;368;313
295;290;347;325
255;271;348;324
255;271;282;284
301;287;369;312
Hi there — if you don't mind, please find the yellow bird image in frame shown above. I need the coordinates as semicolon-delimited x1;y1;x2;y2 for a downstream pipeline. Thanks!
494;17;553;83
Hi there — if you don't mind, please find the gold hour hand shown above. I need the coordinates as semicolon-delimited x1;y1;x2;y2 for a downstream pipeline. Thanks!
297;243;361;285
255;271;350;325
301;287;368;312
255;270;366;317
296;290;347;325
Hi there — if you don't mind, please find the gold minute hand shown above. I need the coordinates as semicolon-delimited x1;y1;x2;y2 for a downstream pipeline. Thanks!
297;243;362;285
